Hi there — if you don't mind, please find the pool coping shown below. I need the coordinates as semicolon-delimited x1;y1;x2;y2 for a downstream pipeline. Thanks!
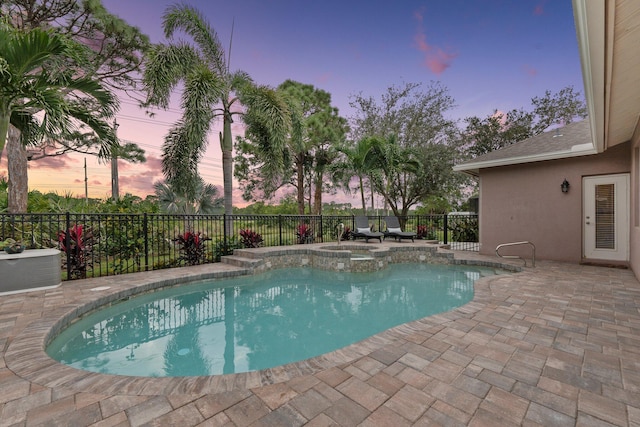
4;243;522;396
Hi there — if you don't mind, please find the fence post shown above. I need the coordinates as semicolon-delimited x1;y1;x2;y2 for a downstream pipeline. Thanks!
278;215;283;246
443;214;448;244
223;214;228;249
143;213;149;271
319;215;323;243
65;212;71;280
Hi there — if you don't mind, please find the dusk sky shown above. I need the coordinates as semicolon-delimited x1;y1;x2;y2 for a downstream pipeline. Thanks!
13;0;584;205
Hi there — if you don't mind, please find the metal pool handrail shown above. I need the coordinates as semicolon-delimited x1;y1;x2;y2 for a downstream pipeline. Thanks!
495;241;536;267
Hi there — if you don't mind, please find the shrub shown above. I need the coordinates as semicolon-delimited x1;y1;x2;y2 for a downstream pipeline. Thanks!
296;223;313;244
239;229;263;248
152;258;181;270
58;224;95;279
448;216;479;242
341;226;353;241
174;231;210;266
212;236;242;262
103;216;145;274
417;225;437;240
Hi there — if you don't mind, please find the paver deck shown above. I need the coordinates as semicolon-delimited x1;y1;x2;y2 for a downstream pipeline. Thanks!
1;245;639;426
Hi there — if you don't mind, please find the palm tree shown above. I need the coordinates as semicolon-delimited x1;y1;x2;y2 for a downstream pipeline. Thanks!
154;179;223;214
336;136;378;213
143;4;291;228
365;134;421;218
0;24;117;164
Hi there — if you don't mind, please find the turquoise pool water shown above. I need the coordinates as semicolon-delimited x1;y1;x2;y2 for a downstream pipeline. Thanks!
46;264;502;377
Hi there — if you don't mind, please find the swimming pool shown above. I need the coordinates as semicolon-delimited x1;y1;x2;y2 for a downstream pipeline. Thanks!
46;263;502;377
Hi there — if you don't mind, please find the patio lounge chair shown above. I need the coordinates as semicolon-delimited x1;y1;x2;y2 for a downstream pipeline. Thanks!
384;216;416;242
352;216;383;243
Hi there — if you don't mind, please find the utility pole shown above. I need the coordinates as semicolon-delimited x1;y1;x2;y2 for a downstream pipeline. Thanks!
84;157;88;203
111;119;119;202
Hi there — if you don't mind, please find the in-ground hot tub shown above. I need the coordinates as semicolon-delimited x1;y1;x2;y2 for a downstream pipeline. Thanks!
0;249;61;295
317;244;382;272
229;242;450;274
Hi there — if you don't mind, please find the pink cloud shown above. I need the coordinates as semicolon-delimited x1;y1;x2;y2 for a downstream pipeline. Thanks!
426;49;458;75
316;72;332;84
522;64;538;77
30;155;77;170
117;149;164;172
144;155;164;172
413;9;457;75
232;187;246;202
73;178;102;186
491;110;507;126
231;121;246;135
116;159;133;171
118;153;162;173
533;1;546;16
118;154;164;196
413;9;425;24
119;174;159;195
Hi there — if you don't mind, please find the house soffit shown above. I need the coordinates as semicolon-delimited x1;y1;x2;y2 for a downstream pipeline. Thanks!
574;0;640;151
606;0;640;148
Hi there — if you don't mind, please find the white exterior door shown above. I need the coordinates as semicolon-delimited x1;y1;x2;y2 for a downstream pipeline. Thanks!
583;174;629;261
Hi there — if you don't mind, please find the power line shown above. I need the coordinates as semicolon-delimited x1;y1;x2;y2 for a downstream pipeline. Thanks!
117;114;175;127
120;99;185;115
49;161;223;178
116;135;224;170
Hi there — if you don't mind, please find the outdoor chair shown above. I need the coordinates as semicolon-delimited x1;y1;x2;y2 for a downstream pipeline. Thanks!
383;216;416;242
352;216;383;243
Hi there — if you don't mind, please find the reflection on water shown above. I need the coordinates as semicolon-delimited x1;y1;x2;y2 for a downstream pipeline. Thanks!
47;264;502;377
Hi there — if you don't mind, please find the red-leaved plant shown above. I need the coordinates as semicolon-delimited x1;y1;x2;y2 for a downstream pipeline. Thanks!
341;226;352;241
416;225;436;240
296;224;313;244
239;229;263;248
58;224;94;279
174;231;210;266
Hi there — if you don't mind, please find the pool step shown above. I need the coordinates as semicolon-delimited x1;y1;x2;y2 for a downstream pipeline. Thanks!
221;255;264;269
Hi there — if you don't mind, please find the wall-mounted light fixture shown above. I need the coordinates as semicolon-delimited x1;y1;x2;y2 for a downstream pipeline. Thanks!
561;179;570;193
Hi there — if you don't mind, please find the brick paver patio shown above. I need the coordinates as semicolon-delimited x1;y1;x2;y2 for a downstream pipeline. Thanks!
1;246;639;426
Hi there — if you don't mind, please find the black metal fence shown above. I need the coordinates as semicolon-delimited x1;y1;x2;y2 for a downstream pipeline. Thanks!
0;213;479;281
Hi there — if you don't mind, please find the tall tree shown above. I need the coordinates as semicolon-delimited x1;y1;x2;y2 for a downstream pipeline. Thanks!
0;24;118;207
306;104;347;214
3;0;149;91
334;136;377;213
275;80;325;214
235;80;346;215
530;86;588;134
349;82;463;216
234;86;304;212
1;0;150;212
463;85;588;157
365;135;420;218
143;4;291;225
6;128;27;213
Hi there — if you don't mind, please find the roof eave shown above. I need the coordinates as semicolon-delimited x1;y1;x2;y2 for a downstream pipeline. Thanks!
572;0;607;153
453;144;597;175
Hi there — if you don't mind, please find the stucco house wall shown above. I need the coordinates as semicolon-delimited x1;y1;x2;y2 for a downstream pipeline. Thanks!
478;142;630;263
629;123;640;273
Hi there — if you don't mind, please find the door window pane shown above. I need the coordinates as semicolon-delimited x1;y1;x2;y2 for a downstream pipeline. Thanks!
595;184;615;249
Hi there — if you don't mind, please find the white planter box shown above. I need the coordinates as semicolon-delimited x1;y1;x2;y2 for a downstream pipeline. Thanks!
0;249;61;295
